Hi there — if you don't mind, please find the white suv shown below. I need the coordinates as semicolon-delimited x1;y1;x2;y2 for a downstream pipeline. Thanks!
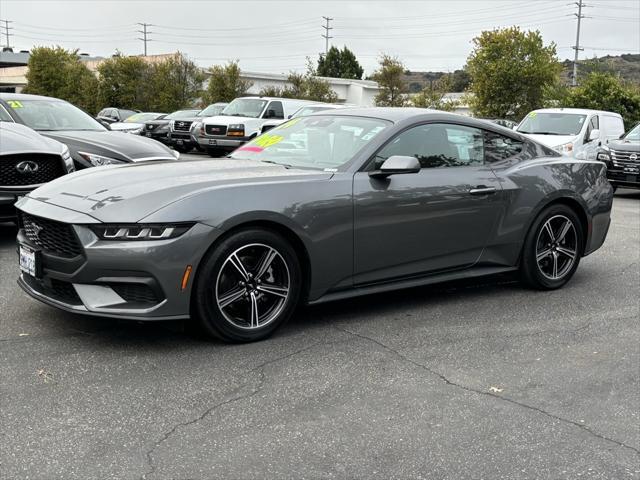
516;108;625;160
199;97;315;155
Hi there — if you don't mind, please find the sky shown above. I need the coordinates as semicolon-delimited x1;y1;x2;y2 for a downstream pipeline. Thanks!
1;0;638;75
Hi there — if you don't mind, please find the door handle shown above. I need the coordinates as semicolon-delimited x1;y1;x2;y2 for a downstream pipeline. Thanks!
469;186;497;195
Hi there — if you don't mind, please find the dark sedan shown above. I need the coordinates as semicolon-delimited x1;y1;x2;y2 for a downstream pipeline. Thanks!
0;94;179;169
15;109;613;342
141;109;200;145
597;122;640;190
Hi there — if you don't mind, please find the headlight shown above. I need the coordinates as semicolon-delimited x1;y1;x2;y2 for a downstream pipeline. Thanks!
61;145;75;173
227;124;245;136
78;151;126;167
597;152;610;161
91;223;194;241
190;121;202;132
553;142;574;154
127;128;142;135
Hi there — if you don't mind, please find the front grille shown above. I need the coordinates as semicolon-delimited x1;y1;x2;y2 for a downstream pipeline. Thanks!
110;283;159;305
205;125;228;136
611;149;640;168
23;275;82;305
20;213;83;258
173;121;192;132
1;153;65;187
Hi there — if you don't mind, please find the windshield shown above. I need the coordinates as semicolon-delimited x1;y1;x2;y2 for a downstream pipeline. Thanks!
291;106;334;118
517;112;587;136
124;113;163;123
229;115;390;170
623;123;640;141
6;99;106;131
166;109;199;120
221;98;267;118
197;104;226;117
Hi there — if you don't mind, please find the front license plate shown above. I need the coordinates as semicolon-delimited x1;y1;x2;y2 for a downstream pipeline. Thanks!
176;139;184;145
209;139;217;145
145;132;152;137
626;174;637;182
19;244;40;278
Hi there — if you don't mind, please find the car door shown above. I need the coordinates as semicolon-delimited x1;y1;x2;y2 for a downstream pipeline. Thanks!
353;122;505;285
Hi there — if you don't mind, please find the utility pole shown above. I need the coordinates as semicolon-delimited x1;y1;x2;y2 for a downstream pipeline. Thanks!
137;22;152;56
571;0;587;87
0;19;13;50
321;16;333;55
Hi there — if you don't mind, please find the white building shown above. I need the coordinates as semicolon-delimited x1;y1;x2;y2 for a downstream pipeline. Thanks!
239;71;379;107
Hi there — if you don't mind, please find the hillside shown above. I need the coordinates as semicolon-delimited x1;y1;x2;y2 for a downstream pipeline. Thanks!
402;54;640;93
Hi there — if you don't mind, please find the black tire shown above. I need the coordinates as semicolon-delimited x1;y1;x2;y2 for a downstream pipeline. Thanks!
174;145;193;154
193;228;302;342
521;204;584;290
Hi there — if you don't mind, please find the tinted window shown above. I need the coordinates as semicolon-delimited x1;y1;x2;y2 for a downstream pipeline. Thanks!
265;101;284;119
374;123;484;169
484;131;524;162
221;98;268;118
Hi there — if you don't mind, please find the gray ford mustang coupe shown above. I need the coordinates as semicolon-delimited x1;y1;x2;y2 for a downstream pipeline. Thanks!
15;109;613;342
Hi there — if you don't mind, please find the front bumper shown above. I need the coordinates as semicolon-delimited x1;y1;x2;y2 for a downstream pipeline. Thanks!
196;135;249;151
15;201;221;321
1;189;31;221
141;130;170;143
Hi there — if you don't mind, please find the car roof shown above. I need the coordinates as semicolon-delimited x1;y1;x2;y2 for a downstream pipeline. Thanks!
0;92;64;101
236;96;316;104
529;107;623;117
309;107;468;122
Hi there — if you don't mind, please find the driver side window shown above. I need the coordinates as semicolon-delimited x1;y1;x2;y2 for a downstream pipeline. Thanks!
372;123;484;170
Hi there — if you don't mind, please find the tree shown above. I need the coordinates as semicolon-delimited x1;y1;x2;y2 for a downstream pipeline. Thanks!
467;27;561;119
205;61;252;104
564;72;640;127
147;53;205;112
412;75;459;112
97;53;153;110
371;55;408;107
24;46;98;113
316;46;364;80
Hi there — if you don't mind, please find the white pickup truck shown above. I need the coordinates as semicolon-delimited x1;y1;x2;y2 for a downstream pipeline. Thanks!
198;97;315;156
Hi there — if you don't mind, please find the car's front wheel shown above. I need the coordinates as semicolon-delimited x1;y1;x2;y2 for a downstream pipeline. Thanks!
193;228;302;342
521;204;584;290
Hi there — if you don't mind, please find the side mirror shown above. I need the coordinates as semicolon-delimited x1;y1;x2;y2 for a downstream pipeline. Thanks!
287;114;293;119
588;128;600;142
619;132;626;139
369;155;421;179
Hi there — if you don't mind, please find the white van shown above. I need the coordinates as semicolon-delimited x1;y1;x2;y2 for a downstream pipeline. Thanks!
198;97;316;155
516;108;625;160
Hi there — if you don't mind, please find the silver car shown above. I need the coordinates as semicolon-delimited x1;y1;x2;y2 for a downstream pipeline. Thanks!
1;122;74;221
15;109;613;342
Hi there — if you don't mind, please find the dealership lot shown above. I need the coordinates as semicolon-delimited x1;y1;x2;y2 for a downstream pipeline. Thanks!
0;189;638;478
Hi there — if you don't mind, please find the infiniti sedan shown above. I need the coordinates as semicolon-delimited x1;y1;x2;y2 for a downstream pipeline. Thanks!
0;93;179;168
15;109;613;342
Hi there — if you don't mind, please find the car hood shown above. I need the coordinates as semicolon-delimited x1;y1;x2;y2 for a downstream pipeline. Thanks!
607;139;640;152
203;115;258;125
519;133;576;148
0;123;64;155
27;158;332;223
110;122;143;131
41;130;177;162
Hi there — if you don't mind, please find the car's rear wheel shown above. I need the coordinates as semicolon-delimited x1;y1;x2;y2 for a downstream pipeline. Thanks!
193;228;302;342
521;204;583;290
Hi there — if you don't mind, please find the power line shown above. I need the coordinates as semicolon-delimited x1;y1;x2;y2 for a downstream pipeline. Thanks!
137;22;153;56
0;19;13;49
321;16;333;55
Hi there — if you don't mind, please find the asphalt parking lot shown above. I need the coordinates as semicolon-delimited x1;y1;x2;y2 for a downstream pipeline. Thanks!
0;187;638;479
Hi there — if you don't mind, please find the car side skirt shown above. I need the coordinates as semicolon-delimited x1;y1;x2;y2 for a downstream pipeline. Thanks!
307;265;519;306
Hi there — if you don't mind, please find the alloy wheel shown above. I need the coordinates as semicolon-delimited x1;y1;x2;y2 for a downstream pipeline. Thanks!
535;214;578;281
215;243;290;330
